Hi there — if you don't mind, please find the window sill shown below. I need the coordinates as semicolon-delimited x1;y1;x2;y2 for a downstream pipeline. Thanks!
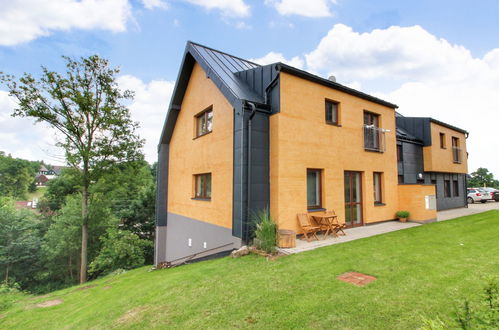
374;202;386;207
191;197;211;201
307;208;326;213
193;131;212;140
326;122;342;127
364;148;384;153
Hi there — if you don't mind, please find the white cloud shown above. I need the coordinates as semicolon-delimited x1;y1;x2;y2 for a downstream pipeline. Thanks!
0;91;62;163
305;23;499;175
0;75;174;165
265;0;336;18
250;51;304;69
235;21;252;30
0;0;133;46
183;0;250;17
140;0;168;10
117;75;174;163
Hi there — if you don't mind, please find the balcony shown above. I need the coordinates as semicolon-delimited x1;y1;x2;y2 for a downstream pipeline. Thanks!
452;146;462;163
363;125;386;152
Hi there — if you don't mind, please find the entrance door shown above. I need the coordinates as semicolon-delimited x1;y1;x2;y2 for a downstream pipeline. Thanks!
344;171;363;227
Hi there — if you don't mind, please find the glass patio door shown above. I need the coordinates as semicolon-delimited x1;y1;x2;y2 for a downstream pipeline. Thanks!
344;171;363;227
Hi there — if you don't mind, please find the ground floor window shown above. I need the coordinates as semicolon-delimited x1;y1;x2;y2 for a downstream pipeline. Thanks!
453;180;459;197
373;172;383;204
307;169;322;209
194;173;211;199
444;180;451;197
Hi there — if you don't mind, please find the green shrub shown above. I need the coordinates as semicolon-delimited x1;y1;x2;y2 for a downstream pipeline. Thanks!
252;208;277;253
396;210;410;218
89;228;153;276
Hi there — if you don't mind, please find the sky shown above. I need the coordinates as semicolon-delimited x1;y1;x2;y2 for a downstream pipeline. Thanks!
1;0;499;176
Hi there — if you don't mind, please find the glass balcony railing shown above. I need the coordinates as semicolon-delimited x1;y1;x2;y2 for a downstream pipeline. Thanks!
363;125;386;152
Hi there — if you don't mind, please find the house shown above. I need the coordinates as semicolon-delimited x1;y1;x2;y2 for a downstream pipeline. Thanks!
154;41;468;266
396;114;468;210
35;164;62;186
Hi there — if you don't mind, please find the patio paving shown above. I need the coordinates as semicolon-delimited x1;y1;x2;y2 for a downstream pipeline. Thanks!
278;220;420;255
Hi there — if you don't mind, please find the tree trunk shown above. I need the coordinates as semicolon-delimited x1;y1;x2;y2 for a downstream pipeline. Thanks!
5;264;9;283
79;165;89;284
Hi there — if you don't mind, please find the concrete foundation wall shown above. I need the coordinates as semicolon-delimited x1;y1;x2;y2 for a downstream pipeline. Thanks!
165;212;241;264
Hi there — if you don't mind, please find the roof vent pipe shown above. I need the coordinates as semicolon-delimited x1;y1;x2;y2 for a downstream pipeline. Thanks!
328;75;336;82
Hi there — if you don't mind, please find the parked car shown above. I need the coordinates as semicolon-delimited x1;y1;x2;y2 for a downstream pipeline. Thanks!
467;188;486;204
480;187;499;201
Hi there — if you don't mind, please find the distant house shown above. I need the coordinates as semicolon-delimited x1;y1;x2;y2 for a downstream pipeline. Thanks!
154;41;469;266
35;164;63;186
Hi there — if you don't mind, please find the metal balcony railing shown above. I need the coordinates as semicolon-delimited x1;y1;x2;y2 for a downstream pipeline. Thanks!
363;125;386;152
452;146;462;163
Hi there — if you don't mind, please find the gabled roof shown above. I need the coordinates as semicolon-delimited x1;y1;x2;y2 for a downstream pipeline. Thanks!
159;41;399;145
159;41;264;144
396;127;423;144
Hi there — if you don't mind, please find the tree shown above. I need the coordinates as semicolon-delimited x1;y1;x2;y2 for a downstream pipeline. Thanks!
1;56;144;283
0;152;39;198
468;168;499;188
0;198;42;285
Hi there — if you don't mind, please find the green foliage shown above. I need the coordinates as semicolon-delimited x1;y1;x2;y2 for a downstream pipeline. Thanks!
252;208;277;253
396;210;410;218
38;167;81;211
468;167;499;188
454;278;498;329
0;198;42;286
0;283;25;312
0;152;39;198
89;228;152;276
41;194;118;286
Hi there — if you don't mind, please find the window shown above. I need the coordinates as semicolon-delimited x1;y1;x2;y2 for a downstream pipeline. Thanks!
397;144;403;162
452;137;461;163
196;107;213;137
453;180;459;197
439;133;446;149
307;169;322;209
444;180;451;197
325;100;339;125
398;175;404;184
194;173;211;199
363;111;384;151
373;172;383;204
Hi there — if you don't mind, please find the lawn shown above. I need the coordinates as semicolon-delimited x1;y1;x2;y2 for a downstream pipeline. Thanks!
25;186;47;201
1;211;498;329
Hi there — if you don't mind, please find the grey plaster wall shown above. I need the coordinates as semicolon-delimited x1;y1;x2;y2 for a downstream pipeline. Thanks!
165;212;241;264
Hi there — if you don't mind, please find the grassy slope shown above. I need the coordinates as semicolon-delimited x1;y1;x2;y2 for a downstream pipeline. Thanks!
1;211;498;329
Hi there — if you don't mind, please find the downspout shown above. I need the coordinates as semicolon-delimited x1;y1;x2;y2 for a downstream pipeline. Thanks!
245;101;257;243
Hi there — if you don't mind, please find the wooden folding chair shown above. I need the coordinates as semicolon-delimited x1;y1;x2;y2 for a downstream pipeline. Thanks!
326;210;346;236
297;213;320;242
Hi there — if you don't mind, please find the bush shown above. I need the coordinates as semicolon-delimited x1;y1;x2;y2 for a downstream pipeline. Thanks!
396;210;410;218
252;208;277;253
89;228;153;276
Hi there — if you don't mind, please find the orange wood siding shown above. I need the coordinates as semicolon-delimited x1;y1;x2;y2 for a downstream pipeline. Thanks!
398;184;437;221
168;63;233;228
271;72;400;233
423;122;468;173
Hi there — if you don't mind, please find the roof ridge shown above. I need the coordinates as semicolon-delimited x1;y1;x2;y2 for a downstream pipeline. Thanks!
187;41;261;68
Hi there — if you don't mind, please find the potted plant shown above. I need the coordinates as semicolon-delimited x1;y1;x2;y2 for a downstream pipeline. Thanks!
396;211;410;222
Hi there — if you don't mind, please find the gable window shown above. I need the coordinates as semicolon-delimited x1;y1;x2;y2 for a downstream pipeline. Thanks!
307;169;322;209
373;172;383;204
194;173;211;199
444;180;451;198
325;100;339;125
364;111;384;152
452;137;461;163
439;133;446;149
196;107;213;137
453;180;459;197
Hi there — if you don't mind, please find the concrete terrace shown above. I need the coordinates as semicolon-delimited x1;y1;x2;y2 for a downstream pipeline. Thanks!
279;202;499;255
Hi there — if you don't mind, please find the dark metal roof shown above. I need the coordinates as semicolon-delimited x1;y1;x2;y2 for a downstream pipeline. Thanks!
396;127;423;144
430;118;468;135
